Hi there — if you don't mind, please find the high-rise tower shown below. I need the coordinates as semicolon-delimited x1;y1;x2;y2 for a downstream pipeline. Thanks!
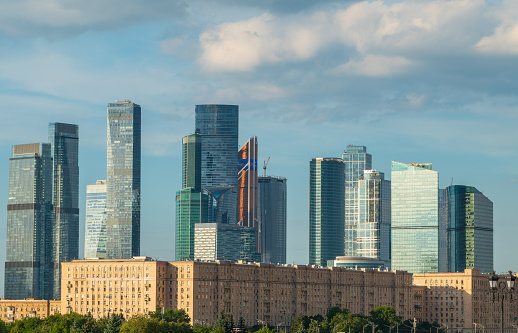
5;143;53;300
84;180;107;259
342;145;372;256
195;104;238;224
447;185;493;273
106;101;141;259
48;122;79;298
176;133;208;261
309;158;345;266
357;170;391;268
238;136;258;247
391;162;441;273
258;176;287;264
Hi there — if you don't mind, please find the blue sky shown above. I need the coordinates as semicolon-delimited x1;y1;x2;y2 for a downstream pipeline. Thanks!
1;0;518;296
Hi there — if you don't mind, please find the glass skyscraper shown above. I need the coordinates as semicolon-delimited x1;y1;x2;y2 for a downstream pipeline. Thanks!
309;158;345;266
447;185;493;273
106;101;141;259
176;133;208;261
238;136;258;249
391;162;440;273
342;145;372;256
258;176;287;264
48;122;79;298
84;180;107;259
357;170;391;268
5;143;53;300
195;104;238;224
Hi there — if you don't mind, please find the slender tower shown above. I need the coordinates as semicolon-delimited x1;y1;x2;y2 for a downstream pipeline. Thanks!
48;122;79;298
106;101;141;259
238;136;258;249
84;180;107;259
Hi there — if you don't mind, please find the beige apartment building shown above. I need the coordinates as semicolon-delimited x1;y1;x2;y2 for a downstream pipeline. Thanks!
61;258;414;326
0;299;61;323
413;269;518;331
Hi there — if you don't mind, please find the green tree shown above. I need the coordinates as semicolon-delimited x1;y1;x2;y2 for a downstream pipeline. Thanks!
119;315;159;333
213;311;233;333
237;316;247;332
149;308;191;324
369;306;402;332
105;314;124;333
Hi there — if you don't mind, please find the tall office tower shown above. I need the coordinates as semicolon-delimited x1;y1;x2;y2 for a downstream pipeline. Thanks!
258;176;287;264
238;136;258;247
84;180;107;259
176;133;208;261
357;170;391;268
391;162;440;273
342;145;372;256
48;122;79;298
309;158;345;266
106;101;141;259
438;188;448;272
195;104;238;224
194;223;257;261
5;143;53;300
447;185;493;273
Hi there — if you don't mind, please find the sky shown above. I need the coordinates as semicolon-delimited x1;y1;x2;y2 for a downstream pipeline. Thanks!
0;0;517;297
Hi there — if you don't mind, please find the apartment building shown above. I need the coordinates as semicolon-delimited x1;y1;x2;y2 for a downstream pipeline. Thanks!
0;299;60;323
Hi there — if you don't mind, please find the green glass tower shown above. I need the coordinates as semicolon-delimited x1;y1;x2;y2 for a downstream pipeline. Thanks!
447;185;493;273
309;158;345;266
391;162;442;273
176;133;208;261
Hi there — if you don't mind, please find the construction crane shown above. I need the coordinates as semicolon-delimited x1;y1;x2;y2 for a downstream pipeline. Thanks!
263;157;270;177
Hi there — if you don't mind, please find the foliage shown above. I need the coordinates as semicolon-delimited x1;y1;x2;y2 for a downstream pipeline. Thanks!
105;314;124;333
212;310;234;333
149;308;191;324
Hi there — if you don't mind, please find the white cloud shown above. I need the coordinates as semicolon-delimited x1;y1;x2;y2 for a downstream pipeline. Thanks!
475;1;518;54
334;54;415;77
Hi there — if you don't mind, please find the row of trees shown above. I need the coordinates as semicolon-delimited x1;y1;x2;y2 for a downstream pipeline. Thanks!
0;306;442;333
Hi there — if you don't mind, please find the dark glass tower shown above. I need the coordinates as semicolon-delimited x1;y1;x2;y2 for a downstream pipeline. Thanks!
176;133;208;261
48;122;79;298
5;143;53;300
309;158;345;266
195;104;238;224
342;145;372;256
447;185;493;273
238;136;258;249
258;176;287;264
106;101;141;259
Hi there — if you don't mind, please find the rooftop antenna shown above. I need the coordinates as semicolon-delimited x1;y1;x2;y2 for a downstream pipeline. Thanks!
263;157;270;177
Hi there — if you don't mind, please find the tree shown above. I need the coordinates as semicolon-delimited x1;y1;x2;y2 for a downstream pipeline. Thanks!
213;310;233;333
119;316;159;333
105;314;124;333
369;306;402;332
149;308;191;324
237;316;247;332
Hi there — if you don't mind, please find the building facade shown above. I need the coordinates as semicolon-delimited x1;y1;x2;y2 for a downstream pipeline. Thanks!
48;122;79;299
357;170;391;268
195;104;239;225
342;145;372;257
0;299;61;322
5;143;53;300
182;133;202;191
391;162;441;273
447;186;493;273
309;158;345;266
238;137;258;248
258;176;287;264
413;269;517;331
194;223;257;262
106;101;141;259
84;180;107;259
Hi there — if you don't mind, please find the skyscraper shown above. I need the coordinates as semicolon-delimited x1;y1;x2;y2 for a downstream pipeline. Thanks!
84;180;107;259
357;170;391;268
342;145;372;256
48;122;79;298
238;136;258;248
258;176;287;264
447;185;493;273
5;143;53;300
195;104;238;224
194;223;257;261
391;162;441;273
309;158;345;266
106;101;141;259
176;133;208;261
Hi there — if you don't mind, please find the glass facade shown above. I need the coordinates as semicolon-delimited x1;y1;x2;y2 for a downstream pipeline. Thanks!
195;104;238;224
182;133;202;191
5;143;53;300
106;101;141;259
447;185;493;273
357;170;391;268
238;136;258;250
391;162;439;273
48;122;79;298
309;158;345;266
84;180;107;259
258;176;287;264
342;145;372;256
194;223;256;261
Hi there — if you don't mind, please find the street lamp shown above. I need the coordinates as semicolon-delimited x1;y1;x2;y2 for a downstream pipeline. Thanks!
489;271;516;333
